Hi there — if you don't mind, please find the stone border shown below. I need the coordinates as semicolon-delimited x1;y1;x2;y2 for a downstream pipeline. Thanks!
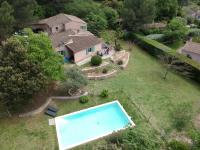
111;50;126;63
18;92;88;117
87;70;117;80
120;52;130;69
81;62;109;73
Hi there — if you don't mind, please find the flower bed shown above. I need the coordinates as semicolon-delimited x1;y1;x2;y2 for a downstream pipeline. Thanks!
82;62;109;73
87;69;117;80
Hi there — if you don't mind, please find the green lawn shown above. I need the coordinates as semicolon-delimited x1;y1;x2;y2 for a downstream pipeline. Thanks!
0;32;200;149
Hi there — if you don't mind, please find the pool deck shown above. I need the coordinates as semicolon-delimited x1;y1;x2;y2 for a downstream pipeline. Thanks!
55;100;135;150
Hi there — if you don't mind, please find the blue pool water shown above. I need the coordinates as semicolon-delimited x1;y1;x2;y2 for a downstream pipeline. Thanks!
55;101;134;150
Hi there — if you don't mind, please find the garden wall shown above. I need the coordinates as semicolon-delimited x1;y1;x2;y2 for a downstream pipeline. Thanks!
18;92;88;117
87;70;117;80
133;34;200;82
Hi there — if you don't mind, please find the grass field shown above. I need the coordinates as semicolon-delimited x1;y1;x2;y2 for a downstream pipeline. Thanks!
0;31;200;150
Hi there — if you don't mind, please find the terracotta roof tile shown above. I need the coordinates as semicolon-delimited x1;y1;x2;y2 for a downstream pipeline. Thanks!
182;41;200;55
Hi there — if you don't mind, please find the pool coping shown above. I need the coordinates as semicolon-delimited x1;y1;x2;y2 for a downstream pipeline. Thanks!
55;100;135;150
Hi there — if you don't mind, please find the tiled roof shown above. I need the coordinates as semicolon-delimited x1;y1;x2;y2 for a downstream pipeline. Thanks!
49;30;75;48
66;35;102;53
50;30;101;52
38;13;86;27
182;41;200;55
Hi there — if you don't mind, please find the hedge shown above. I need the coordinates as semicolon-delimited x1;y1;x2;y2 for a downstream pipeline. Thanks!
133;34;200;82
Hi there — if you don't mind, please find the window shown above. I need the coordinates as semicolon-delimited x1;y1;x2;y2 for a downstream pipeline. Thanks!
81;26;87;30
59;51;64;56
56;27;59;31
86;47;95;55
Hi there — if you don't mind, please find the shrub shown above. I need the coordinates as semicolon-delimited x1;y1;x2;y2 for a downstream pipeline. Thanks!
186;54;192;59
188;129;200;149
100;89;109;98
146;34;165;42
115;43;122;51
117;60;123;65
91;55;102;66
79;96;89;104
102;68;108;74
107;128;160;149
167;140;189;150
63;67;88;92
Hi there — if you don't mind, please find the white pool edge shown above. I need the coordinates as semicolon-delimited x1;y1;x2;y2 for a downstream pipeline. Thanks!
55;100;135;150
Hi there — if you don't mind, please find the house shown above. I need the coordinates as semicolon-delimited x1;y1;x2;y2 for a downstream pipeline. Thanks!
180;41;200;63
32;13;105;65
189;10;200;20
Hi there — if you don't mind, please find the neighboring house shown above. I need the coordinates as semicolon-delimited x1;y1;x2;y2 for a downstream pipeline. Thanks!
190;10;200;20
32;13;103;65
181;41;200;63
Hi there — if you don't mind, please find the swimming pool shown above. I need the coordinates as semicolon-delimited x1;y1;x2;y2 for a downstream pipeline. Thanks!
55;101;135;150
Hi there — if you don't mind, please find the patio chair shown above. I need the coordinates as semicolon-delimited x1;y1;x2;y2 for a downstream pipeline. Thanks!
45;110;57;117
47;106;58;112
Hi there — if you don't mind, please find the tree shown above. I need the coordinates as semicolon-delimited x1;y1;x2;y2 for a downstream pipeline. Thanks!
15;29;64;81
0;38;47;112
158;55;176;80
158;54;194;80
177;0;189;7
2;0;39;29
122;0;156;31
0;1;15;41
164;17;188;43
86;13;108;36
156;0;178;20
104;6;119;29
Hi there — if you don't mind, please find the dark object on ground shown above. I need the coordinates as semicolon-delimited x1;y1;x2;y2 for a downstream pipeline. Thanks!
45;110;56;117
47;106;58;112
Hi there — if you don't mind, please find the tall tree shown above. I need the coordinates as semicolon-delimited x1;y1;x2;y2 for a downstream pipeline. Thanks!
0;1;15;41
11;0;38;29
156;0;178;20
164;17;188;43
122;0;156;31
15;29;64;81
0;38;47;112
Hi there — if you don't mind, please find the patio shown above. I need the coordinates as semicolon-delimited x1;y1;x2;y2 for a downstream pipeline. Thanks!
97;44;115;59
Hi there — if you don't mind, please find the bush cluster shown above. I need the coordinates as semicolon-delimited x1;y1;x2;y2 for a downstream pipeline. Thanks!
100;89;109;98
91;55;102;66
167;140;189;150
79;96;89;104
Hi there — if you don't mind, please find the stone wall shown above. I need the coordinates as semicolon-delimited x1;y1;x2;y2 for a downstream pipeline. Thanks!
18;92;88;117
87;70;117;80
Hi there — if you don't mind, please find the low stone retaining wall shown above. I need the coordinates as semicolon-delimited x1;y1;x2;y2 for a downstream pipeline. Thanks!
120;52;130;69
111;50;126;63
87;70;117;80
18;92;88;117
82;62;109;73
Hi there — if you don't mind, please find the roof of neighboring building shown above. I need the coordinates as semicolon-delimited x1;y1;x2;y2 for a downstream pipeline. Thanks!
66;35;102;53
37;13;86;27
182;41;200;55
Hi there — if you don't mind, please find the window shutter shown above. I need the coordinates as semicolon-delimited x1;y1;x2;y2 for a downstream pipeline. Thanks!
86;48;88;55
